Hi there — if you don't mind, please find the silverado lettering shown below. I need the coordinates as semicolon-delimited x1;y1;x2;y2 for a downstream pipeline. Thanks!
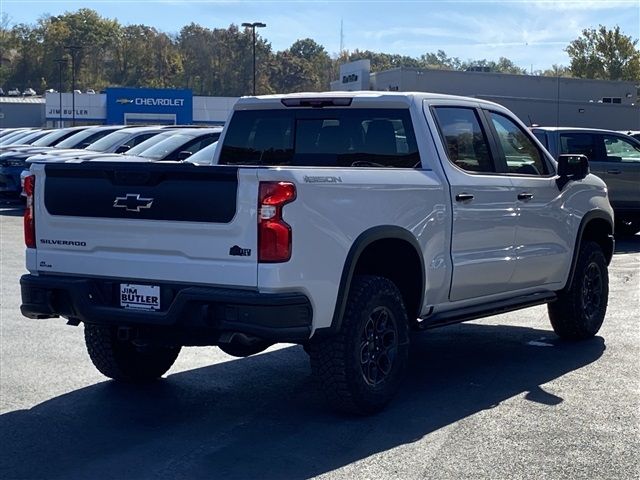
40;239;87;247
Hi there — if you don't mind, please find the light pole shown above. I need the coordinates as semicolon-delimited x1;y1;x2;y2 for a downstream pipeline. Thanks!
54;58;67;127
241;22;266;96
64;45;82;126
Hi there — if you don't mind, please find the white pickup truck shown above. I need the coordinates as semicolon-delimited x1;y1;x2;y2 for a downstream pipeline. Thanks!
21;92;614;414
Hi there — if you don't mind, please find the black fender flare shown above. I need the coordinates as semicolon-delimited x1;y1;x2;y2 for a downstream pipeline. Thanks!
564;210;614;291
314;225;425;337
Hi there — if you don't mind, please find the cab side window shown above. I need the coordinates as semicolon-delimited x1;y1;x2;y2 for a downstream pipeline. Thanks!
432;107;495;173
559;133;598;161
602;135;640;163
488;112;548;175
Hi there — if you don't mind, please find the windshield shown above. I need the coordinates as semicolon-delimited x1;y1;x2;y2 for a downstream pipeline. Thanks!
126;131;175;156
86;130;131;152
55;128;118;149
137;133;195;159
20;130;51;144
31;129;83;147
1;130;34;145
0;129;26;139
55;130;99;149
187;141;218;164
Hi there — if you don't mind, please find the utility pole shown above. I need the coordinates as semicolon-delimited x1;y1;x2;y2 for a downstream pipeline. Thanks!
241;22;266;96
64;45;82;126
54;58;67;127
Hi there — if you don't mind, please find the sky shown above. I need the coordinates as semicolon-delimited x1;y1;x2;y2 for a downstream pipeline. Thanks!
1;0;639;72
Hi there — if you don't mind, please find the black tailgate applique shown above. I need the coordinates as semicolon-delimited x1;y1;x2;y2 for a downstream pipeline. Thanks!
229;245;252;257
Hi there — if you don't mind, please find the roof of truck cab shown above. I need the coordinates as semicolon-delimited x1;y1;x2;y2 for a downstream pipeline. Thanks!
234;91;506;110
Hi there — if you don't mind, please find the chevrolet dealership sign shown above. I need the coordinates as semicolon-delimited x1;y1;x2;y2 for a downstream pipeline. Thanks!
106;87;192;124
45;92;106;121
115;97;186;107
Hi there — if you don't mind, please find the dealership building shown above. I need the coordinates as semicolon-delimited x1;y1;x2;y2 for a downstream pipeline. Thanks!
1;87;238;128
0;96;46;128
331;60;640;130
43;87;238;127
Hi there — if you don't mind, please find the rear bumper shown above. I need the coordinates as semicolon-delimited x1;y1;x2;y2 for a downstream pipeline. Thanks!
20;274;313;343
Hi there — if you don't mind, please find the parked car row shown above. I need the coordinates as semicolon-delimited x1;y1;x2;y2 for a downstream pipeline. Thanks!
2;118;638;235
0;87;97;96
0;87;37;97
0;125;222;198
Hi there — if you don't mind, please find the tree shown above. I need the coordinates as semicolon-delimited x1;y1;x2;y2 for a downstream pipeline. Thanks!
420;50;461;70
0;13;18;88
540;64;572;77
271;51;319;93
345;49;421;72
566;25;640;81
287;38;331;89
461;57;526;75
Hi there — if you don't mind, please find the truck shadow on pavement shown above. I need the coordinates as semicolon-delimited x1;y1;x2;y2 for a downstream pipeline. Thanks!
0;323;605;480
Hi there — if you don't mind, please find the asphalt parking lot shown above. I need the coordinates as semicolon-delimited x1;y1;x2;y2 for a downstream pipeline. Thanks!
1;198;638;480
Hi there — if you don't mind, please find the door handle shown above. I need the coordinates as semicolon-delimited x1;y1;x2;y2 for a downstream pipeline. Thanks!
517;192;534;201
455;193;474;202
606;169;621;174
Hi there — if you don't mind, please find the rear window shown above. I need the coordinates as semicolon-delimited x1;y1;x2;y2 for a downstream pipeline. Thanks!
219;108;420;168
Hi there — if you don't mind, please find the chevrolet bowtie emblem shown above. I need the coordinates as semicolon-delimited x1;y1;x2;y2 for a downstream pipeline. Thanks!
113;194;154;212
116;98;133;104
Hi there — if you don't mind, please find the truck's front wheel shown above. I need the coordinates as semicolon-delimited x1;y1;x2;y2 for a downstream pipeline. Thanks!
548;241;609;340
309;275;409;414
84;324;180;382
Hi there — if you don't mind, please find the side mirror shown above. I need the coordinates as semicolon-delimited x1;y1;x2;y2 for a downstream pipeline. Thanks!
557;154;589;189
177;150;193;161
115;144;130;154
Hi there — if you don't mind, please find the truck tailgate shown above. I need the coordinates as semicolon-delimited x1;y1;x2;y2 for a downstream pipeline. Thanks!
31;162;258;287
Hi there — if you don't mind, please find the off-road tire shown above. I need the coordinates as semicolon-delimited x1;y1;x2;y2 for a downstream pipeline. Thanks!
84;324;181;382
309;275;410;415
548;241;608;340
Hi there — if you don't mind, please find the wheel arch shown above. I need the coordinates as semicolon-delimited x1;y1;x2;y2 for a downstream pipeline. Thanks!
565;210;614;291
317;226;425;337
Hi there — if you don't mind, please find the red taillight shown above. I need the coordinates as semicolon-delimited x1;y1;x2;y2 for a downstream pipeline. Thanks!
258;181;296;262
24;175;36;248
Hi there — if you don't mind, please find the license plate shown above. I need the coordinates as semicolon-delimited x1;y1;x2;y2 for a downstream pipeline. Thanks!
120;283;160;311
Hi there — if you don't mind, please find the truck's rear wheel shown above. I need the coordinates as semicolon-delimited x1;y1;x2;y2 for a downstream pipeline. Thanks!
84;324;180;382
309;275;409;415
548;241;608;340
